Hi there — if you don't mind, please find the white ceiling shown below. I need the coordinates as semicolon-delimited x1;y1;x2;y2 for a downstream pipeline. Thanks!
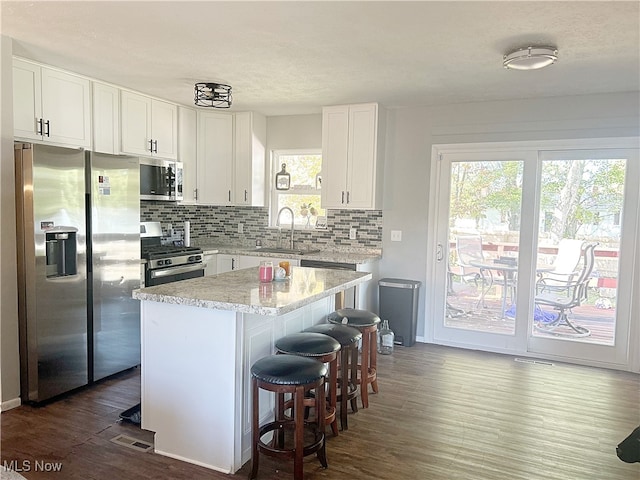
2;1;639;116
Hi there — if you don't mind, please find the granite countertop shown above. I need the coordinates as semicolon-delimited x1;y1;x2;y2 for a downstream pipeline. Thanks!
196;243;381;264
133;266;372;316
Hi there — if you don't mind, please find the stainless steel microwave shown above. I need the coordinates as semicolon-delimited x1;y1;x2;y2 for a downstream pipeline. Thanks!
140;158;183;201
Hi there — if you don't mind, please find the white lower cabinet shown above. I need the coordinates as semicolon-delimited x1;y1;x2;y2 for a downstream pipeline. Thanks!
203;254;218;276
216;254;239;274
238;255;300;270
217;254;300;274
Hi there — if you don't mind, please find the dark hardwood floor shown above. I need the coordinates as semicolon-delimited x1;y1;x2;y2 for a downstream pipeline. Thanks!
2;344;639;479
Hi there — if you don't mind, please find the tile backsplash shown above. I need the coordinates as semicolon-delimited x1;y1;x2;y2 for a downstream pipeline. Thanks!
140;202;382;250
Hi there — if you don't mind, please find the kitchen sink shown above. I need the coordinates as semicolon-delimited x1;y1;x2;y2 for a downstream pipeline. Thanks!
253;247;321;256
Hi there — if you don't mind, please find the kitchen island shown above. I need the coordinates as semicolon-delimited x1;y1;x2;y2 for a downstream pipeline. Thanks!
132;266;372;474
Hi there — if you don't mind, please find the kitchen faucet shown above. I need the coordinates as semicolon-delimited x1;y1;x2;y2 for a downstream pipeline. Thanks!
276;206;295;249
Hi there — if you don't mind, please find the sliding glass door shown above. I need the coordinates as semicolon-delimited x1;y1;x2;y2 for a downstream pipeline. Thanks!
528;149;638;366
429;141;638;369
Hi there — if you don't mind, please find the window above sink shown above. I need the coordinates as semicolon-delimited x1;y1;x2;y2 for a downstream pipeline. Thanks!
270;150;325;229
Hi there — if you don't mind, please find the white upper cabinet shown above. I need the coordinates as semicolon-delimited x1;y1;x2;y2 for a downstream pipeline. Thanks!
92;82;120;154
178;106;198;204
121;90;177;159
234;111;266;206
197;111;234;205
13;58;91;148
196;111;266;206
321;103;384;210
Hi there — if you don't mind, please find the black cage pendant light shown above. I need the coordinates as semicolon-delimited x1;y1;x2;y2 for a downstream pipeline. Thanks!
194;82;232;108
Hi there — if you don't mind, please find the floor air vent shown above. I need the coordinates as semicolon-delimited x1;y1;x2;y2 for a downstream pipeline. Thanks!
514;358;554;366
110;434;154;452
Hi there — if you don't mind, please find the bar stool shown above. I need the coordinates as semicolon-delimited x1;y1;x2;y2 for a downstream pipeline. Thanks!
304;323;362;431
275;332;341;437
327;308;381;408
250;355;327;480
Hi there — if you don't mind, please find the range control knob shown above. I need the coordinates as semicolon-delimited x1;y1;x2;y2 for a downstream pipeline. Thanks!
165;259;172;265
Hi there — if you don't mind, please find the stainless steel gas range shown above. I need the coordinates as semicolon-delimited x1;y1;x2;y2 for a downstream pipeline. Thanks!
141;222;204;286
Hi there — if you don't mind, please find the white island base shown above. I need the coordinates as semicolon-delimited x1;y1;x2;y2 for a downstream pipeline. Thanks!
140;295;334;474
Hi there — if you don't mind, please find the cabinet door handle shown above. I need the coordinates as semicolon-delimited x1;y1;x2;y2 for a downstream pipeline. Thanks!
346;191;350;204
148;139;154;152
341;191;345;204
44;120;50;137
231;258;235;270
244;189;248;202
228;190;231;202
153;140;158;153
194;188;198;201
36;118;43;135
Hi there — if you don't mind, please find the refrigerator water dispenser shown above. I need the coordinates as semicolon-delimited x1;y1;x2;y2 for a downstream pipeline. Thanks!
45;227;78;277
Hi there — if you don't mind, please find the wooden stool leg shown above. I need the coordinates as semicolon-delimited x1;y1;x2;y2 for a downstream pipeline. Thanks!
294;385;305;480
360;327;371;408
329;357;339;436
339;348;349;430
275;392;285;448
370;329;379;394
349;345;359;414
249;379;259;480
316;379;328;468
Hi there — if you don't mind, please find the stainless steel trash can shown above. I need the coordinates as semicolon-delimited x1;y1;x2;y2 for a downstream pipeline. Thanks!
378;278;421;346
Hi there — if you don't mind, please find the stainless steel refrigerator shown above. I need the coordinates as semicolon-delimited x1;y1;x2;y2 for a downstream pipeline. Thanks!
15;142;141;403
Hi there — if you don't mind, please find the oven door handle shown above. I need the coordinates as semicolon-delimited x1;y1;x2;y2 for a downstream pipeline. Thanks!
150;263;203;279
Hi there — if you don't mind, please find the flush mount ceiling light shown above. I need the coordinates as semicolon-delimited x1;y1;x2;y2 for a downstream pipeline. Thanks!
503;46;558;70
194;82;232;108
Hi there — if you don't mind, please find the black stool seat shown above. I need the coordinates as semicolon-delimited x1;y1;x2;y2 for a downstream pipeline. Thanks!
251;355;327;385
275;332;340;357
327;308;381;328
304;323;362;346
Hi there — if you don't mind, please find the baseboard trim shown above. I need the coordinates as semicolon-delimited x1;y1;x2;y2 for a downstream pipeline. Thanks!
1;397;21;411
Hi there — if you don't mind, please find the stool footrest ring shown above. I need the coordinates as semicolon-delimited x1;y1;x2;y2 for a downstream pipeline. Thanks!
257;421;326;462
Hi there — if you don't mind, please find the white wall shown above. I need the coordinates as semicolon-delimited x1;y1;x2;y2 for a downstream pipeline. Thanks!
267;113;322;151
380;92;640;343
0;34;21;410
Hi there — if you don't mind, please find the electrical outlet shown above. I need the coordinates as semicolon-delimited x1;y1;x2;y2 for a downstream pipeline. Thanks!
238;223;244;234
391;230;402;242
349;228;357;240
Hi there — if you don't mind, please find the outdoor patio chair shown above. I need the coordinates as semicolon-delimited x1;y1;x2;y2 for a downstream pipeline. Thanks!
534;242;598;337
537;238;585;290
455;235;492;306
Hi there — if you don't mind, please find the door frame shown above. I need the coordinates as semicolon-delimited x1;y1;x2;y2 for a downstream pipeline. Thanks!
425;137;640;372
